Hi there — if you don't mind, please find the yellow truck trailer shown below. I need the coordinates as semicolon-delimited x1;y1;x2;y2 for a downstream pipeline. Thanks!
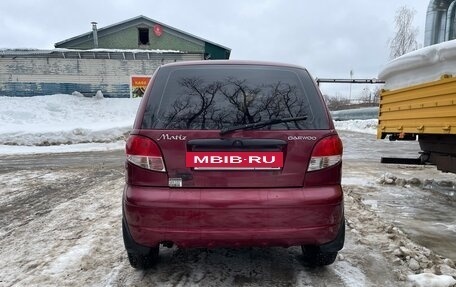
378;40;456;173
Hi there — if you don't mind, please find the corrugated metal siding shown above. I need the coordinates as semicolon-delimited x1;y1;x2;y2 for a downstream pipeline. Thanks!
55;18;206;53
0;52;203;97
204;42;230;59
96;26;204;52
377;76;456;138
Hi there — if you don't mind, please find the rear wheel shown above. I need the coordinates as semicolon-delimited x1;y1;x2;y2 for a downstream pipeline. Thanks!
126;247;159;269
301;246;338;266
301;219;345;267
122;218;159;269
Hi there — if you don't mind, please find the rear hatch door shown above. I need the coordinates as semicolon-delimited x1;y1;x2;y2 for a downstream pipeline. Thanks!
139;129;332;188
138;63;332;188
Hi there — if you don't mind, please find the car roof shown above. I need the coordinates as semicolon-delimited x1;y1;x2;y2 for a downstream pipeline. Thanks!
160;60;307;71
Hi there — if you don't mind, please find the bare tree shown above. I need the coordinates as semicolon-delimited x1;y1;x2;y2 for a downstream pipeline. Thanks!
389;6;419;59
326;96;351;111
359;87;372;104
372;86;382;104
161;77;310;129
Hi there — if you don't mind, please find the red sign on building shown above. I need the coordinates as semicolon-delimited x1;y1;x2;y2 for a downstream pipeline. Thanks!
130;75;151;98
153;24;163;37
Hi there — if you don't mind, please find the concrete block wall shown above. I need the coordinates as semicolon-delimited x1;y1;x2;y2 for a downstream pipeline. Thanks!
0;51;203;97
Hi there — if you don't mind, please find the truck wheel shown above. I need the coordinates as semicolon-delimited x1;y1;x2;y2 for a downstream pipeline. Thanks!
122;218;159;269
301;246;338;266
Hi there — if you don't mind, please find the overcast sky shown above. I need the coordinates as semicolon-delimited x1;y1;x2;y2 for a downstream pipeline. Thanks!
0;0;430;98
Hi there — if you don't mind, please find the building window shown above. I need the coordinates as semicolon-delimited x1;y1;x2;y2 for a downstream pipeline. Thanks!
138;28;150;45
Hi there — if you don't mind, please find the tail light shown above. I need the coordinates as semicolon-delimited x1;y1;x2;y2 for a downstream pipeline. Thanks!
126;135;166;172
307;135;343;171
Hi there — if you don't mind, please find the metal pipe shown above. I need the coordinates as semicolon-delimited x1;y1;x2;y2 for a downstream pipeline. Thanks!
425;0;453;46
445;0;456;41
91;22;99;48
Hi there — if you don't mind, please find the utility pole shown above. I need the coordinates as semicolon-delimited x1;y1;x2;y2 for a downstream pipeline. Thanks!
349;69;353;102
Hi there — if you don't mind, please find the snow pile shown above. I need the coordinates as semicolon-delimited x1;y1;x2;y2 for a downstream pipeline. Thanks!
377;173;423;187
407;273;456;287
379;39;456;90
1;48;184;55
55;47;184;54
0;93;141;149
377;173;456;198
334;119;378;135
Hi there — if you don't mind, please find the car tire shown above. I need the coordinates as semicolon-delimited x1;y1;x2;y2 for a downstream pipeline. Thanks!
122;218;159;269
301;246;338;267
126;247;159;270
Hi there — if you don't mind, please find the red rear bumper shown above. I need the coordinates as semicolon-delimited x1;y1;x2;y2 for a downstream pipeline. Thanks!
123;185;343;248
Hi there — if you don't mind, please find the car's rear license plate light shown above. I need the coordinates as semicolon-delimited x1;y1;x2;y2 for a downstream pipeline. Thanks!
186;151;283;170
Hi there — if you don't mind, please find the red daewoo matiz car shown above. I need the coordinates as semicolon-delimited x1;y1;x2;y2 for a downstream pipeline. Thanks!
122;60;344;269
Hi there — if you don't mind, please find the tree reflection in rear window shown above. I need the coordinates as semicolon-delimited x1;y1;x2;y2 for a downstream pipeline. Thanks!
141;65;329;130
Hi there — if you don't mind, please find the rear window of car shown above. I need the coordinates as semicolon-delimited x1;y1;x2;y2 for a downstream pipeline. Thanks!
141;64;330;130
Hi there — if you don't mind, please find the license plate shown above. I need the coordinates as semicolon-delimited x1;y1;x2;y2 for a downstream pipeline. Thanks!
186;151;283;170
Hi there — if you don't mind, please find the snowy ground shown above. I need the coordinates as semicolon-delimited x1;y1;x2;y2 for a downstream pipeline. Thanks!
1;94;456;287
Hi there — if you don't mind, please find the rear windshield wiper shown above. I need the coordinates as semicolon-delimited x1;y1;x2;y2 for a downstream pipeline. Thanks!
220;115;308;135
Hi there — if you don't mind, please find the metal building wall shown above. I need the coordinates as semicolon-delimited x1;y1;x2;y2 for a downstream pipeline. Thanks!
0;50;203;97
62;25;205;52
424;0;456;46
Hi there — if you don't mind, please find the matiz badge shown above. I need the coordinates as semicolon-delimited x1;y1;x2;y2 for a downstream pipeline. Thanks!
157;134;187;141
